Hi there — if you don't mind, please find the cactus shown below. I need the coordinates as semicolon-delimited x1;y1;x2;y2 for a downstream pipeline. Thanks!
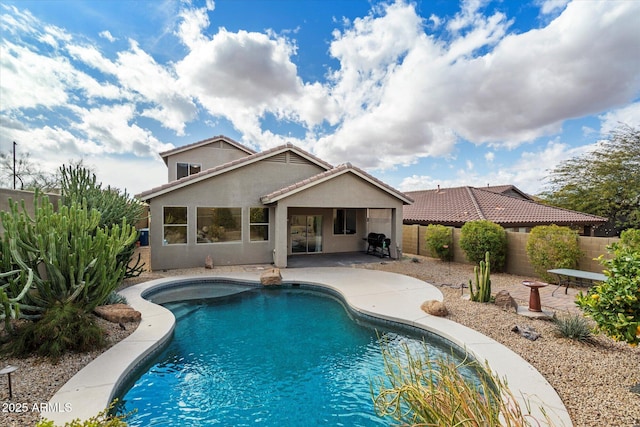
469;251;492;302
0;192;138;314
0;268;38;332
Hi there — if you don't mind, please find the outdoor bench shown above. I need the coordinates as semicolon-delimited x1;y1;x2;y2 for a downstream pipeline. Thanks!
548;268;607;296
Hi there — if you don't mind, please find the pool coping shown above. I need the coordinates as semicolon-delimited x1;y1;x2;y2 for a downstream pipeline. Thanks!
46;268;572;426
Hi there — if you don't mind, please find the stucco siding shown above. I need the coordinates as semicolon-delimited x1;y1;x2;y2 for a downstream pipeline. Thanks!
166;142;251;182
149;159;327;270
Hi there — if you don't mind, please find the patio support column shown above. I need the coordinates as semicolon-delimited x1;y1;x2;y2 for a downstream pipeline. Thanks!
391;207;401;259
273;204;288;268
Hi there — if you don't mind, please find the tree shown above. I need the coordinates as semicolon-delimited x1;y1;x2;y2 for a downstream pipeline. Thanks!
540;125;640;233
0;149;59;192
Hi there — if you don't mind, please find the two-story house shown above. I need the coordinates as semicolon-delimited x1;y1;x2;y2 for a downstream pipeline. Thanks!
136;136;413;270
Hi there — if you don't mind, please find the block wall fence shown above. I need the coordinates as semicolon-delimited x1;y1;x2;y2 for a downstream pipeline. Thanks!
402;224;619;278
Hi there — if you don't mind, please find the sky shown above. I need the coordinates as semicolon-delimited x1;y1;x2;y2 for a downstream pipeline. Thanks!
0;0;639;196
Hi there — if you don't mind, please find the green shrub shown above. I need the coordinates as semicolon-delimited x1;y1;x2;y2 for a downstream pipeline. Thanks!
102;291;128;306
371;341;551;426
459;220;507;272
37;400;128;426
423;224;453;261
576;229;640;346
526;225;582;283
553;313;594;342
8;302;106;361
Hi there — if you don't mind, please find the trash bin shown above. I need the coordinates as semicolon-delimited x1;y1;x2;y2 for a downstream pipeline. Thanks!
139;228;149;246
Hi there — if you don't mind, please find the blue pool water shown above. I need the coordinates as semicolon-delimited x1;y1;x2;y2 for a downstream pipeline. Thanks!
119;286;473;426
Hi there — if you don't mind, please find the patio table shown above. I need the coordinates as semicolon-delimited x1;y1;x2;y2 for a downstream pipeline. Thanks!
548;268;607;296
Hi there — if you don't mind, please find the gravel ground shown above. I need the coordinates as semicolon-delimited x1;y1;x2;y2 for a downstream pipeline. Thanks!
1;255;639;426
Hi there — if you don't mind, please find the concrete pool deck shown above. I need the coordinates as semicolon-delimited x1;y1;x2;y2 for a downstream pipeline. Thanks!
47;268;572;426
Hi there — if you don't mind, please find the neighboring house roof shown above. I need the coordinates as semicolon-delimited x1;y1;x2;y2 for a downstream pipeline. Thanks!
484;184;533;200
261;163;414;205
403;186;607;227
158;135;256;165
136;143;333;201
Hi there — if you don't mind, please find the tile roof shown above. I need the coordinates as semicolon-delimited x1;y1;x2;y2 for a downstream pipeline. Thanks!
158;135;256;164
260;163;414;204
403;186;607;227
136;143;333;200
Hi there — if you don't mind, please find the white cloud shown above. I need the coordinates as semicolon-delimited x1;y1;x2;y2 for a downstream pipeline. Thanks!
99;30;116;42
599;102;640;135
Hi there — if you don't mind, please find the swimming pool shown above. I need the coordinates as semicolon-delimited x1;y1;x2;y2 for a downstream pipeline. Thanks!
45;268;572;426
117;285;476;426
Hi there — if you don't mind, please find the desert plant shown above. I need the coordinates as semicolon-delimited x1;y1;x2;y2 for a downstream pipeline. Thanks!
60;164;146;278
553;313;594;342
37;399;129;427
8;302;106;361
526;225;582;283
0;268;38;332
0;193;138;315
371;340;550;426
576;229;640;346
424;224;453;261
459;220;507;271
469;251;492;302
102;291;128;306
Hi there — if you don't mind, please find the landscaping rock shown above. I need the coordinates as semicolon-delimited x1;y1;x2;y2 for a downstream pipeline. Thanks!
494;290;518;312
421;299;448;316
94;304;142;323
260;268;282;286
511;325;540;341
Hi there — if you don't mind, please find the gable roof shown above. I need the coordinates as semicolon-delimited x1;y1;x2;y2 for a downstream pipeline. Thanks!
484;184;532;200
403;186;607;227
159;135;256;165
136;143;332;201
260;162;414;205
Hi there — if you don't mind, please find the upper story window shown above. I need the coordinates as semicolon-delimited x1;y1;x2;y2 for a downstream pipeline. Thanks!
333;209;357;235
177;162;201;179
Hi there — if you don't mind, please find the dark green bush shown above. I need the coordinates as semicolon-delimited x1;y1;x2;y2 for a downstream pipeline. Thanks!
526;225;582;283
423;224;453;261
459;220;507;272
8;302;106;361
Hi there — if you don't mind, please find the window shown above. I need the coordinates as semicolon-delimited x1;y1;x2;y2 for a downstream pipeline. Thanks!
177;162;201;179
197;207;242;243
333;209;357;235
163;206;187;245
250;207;269;241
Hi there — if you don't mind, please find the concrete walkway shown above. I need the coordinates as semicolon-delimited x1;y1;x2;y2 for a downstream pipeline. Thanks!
47;267;572;426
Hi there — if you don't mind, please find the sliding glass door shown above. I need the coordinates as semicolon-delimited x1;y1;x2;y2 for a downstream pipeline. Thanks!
290;215;323;253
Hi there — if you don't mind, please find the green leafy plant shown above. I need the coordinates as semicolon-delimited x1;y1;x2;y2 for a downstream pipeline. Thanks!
371;340;550;426
469;251;492;302
576;229;640;346
459;220;507;272
553;313;594;342
37;399;129;427
526;225;583;283
101;291;128;306
423;224;453;261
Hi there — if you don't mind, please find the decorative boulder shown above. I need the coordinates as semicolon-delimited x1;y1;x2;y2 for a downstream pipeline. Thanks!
421;300;448;317
205;255;214;269
494;290;518;312
94;304;141;323
260;268;282;286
